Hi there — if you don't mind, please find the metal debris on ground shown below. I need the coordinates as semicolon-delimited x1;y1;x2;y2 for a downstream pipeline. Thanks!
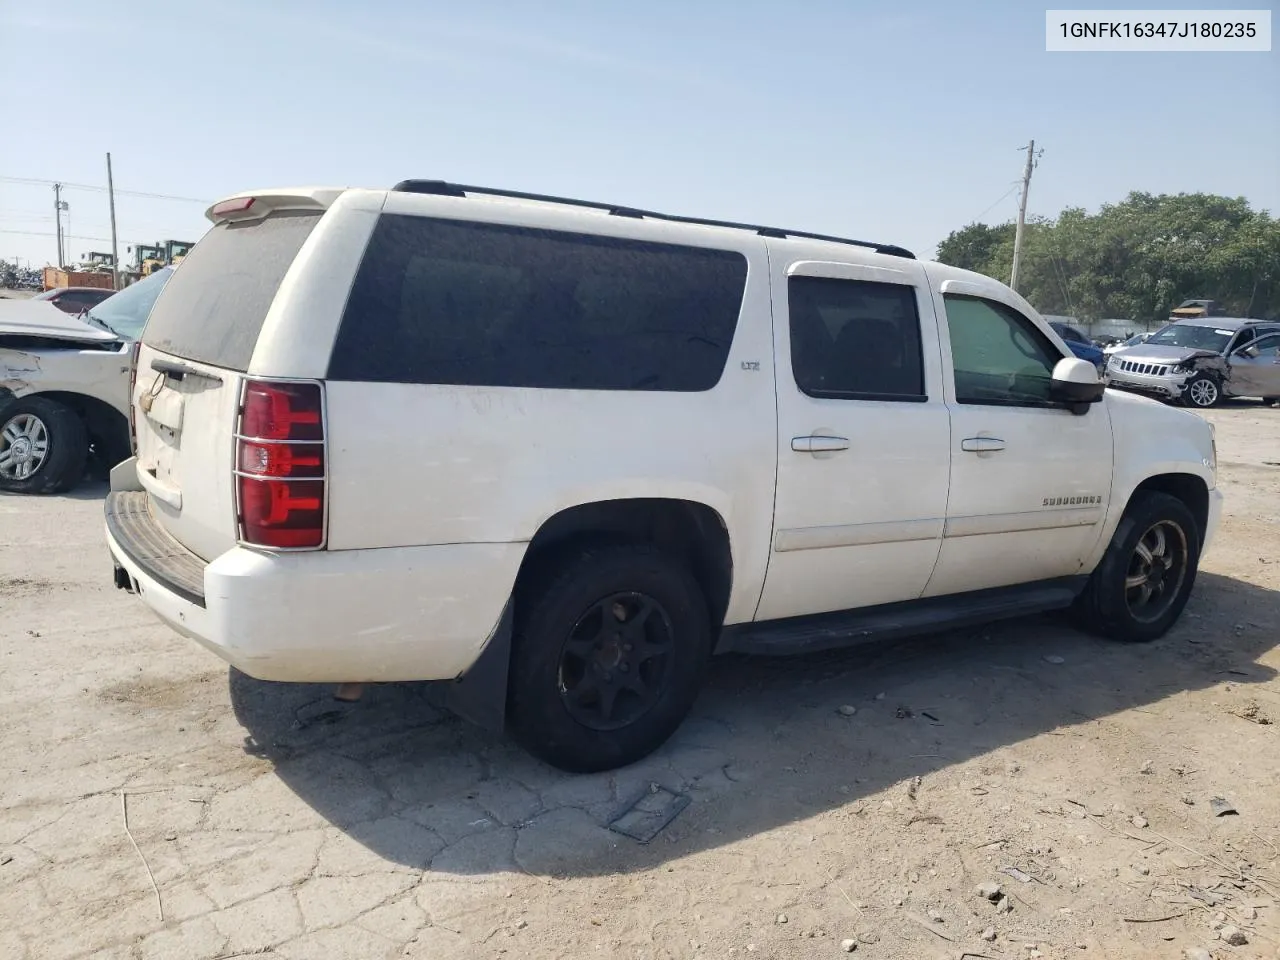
1000;866;1034;884
607;783;691;843
1209;796;1238;817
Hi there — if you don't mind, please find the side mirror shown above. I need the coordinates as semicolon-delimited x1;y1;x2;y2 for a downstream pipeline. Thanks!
1049;357;1104;415
1239;345;1260;359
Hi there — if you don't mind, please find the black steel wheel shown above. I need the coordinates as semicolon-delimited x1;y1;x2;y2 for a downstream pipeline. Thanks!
557;592;676;732
508;543;711;772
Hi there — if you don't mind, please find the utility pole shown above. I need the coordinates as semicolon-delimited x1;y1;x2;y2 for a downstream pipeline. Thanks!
106;153;120;289
53;182;65;268
1009;140;1042;293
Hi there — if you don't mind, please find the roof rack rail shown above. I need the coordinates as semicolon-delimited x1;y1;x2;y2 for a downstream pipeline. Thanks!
390;180;915;259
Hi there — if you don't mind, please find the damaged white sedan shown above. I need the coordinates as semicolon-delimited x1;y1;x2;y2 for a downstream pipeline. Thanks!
1105;316;1280;409
1;266;172;493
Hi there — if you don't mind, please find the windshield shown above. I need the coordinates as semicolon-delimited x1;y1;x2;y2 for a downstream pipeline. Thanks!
84;266;174;340
1144;322;1232;353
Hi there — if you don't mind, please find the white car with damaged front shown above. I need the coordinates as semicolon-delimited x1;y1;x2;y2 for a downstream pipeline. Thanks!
0;268;174;493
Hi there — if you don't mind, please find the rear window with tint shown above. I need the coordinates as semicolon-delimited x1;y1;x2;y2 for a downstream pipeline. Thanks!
142;212;321;370
329;215;748;391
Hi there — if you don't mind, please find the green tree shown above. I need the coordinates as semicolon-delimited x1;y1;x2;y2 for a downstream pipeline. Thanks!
934;222;1015;274
934;193;1280;325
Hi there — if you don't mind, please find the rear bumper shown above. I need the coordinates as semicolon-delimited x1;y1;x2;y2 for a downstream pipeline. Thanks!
105;490;526;683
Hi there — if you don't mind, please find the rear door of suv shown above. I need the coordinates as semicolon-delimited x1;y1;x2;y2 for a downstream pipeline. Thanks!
132;203;326;561
757;250;951;621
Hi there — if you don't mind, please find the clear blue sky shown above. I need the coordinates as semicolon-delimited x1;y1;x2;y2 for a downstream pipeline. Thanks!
2;0;1276;268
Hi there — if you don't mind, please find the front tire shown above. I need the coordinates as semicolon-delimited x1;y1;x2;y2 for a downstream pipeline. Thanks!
0;397;88;494
508;543;711;773
1181;373;1221;409
1075;491;1200;643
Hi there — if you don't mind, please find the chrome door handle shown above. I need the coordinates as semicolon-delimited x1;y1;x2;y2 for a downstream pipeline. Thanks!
792;435;850;453
961;437;1006;453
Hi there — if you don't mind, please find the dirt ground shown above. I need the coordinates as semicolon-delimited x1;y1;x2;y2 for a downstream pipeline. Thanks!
1;404;1277;960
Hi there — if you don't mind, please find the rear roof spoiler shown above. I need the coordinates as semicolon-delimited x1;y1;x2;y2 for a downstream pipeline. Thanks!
205;189;344;224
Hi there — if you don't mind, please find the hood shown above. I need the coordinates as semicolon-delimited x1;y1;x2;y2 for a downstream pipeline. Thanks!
1065;340;1104;362
1111;344;1212;364
0;298;118;344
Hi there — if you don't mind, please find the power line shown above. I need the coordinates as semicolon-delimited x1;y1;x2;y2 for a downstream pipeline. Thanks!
0;175;210;204
970;182;1021;224
0;228;152;244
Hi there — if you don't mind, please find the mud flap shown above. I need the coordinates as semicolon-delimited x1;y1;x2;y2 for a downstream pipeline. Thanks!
445;599;512;733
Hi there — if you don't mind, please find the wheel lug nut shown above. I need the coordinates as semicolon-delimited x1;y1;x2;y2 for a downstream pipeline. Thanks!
620;664;629;673
622;643;632;652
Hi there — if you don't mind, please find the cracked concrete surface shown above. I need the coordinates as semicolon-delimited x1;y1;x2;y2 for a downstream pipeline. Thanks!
2;406;1278;959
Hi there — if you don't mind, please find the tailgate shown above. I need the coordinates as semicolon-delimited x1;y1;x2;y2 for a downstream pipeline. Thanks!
132;346;243;561
135;210;323;561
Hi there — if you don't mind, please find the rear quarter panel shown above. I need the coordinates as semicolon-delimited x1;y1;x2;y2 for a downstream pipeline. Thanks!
322;223;777;626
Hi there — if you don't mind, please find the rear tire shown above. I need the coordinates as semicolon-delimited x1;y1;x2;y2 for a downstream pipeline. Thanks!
1264;397;1280;407
508;543;711;773
1181;373;1221;409
1074;491;1200;643
0;397;88;495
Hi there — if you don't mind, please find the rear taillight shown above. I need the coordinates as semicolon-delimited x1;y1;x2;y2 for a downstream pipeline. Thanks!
235;379;326;549
127;342;141;456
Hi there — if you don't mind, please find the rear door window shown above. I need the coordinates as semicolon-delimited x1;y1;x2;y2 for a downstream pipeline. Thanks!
142;212;321;370
788;276;926;400
329;215;748;391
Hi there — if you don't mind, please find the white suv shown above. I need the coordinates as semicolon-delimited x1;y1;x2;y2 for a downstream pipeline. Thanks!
105;181;1222;772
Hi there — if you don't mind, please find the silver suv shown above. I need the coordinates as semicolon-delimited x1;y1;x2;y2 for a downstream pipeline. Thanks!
1106;317;1280;408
